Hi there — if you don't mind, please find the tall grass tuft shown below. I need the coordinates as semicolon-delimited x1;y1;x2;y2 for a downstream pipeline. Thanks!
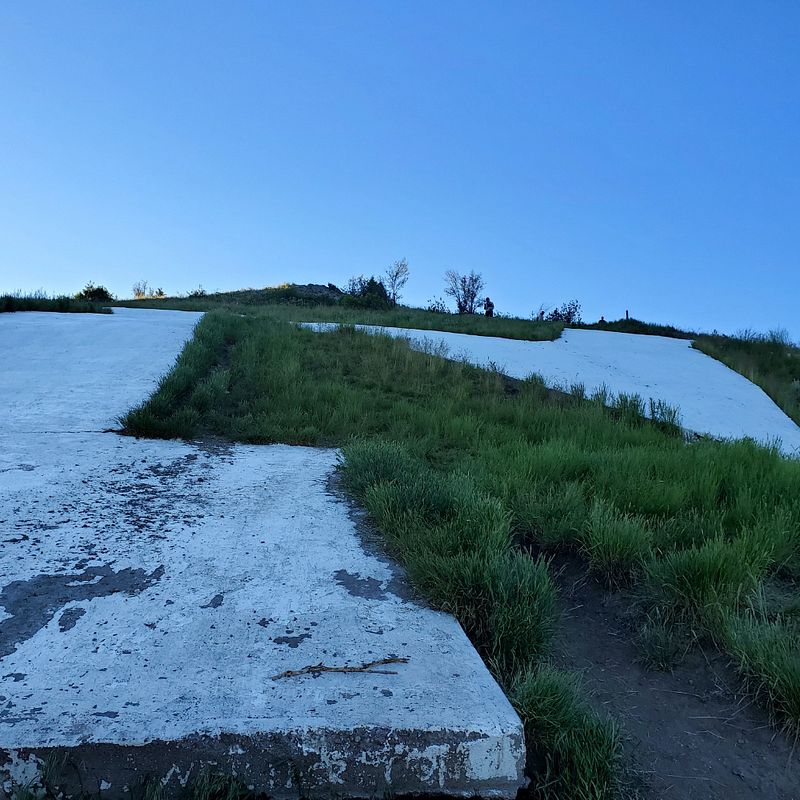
512;666;621;800
721;610;800;734
582;500;651;587
343;439;557;683
644;532;774;627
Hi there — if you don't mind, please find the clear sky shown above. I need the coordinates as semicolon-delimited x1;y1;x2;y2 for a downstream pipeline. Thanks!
2;2;798;340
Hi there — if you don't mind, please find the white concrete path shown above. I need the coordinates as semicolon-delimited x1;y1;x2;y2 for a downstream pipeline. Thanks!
306;324;800;458
0;310;524;798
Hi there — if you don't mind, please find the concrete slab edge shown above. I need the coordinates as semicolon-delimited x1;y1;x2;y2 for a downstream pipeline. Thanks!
2;726;525;799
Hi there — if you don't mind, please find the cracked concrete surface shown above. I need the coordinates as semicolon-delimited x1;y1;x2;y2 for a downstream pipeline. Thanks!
0;309;525;798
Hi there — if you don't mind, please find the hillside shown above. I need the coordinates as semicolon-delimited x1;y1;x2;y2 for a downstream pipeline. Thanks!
120;305;800;800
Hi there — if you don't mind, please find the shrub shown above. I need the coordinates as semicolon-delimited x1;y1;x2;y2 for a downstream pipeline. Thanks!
341;275;392;310
547;299;582;324
133;280;166;299
74;282;114;302
426;296;449;313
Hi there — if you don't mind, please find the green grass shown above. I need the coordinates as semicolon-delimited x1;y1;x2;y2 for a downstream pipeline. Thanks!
693;329;800;426
114;285;565;341
343;439;559;683
512;666;621;800
570;317;697;339
1;292;112;314
120;308;800;793
721;612;800;734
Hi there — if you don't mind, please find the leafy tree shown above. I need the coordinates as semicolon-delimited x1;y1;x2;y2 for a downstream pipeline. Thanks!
547;300;582;324
443;270;485;314
341;275;392;310
74;283;114;302
383;258;409;306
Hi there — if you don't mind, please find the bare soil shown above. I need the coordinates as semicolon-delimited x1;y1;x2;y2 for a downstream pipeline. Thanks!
550;554;800;799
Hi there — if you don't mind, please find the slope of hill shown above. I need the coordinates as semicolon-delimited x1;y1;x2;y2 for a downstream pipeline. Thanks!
304;323;800;457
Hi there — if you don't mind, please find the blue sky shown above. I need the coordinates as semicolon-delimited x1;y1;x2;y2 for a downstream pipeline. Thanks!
2;2;798;339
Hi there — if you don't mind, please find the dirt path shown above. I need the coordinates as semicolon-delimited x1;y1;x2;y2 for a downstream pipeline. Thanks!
550;555;799;800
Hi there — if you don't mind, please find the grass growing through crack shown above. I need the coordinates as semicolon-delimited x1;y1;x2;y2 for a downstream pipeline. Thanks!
122;309;800;791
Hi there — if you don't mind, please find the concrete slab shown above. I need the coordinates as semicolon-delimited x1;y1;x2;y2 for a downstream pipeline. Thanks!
0;307;204;433
0;310;525;798
305;324;800;457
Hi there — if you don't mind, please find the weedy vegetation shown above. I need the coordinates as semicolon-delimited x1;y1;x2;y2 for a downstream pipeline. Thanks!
572;316;697;339
1;289;112;314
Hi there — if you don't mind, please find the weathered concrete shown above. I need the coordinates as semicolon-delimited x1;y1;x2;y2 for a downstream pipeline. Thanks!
0;309;526;798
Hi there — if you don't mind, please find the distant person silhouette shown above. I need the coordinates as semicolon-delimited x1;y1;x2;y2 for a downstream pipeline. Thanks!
484;297;494;317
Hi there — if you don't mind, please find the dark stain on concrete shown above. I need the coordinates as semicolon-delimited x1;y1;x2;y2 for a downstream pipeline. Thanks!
0;564;164;659
333;570;386;600
273;633;311;648
2;673;26;682
92;711;119;718
0;704;44;725
325;472;429;608
200;593;224;609
58;607;86;632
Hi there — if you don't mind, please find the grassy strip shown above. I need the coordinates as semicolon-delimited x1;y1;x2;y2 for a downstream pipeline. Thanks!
122;310;800;786
114;287;564;341
570;317;697;339
121;311;621;795
693;331;800;427
1;294;112;314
